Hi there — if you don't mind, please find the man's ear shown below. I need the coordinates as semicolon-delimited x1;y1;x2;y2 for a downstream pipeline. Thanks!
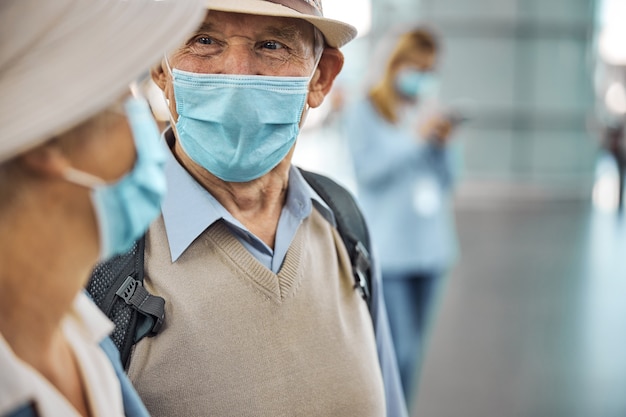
307;47;344;109
19;141;71;179
151;60;168;92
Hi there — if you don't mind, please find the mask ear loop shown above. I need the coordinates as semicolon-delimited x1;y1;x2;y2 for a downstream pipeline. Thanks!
300;50;324;128
64;167;107;188
164;52;174;77
161;53;180;130
129;80;142;100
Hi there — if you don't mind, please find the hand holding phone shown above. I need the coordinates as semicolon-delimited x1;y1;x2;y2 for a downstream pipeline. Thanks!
419;109;466;144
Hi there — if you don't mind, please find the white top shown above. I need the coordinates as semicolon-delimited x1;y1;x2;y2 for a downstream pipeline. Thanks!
0;292;125;417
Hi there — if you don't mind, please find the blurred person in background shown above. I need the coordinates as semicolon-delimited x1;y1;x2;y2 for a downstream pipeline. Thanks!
0;0;203;416
344;25;461;408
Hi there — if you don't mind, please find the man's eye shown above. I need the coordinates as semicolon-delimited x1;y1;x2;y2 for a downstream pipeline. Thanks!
196;36;214;45
261;41;283;50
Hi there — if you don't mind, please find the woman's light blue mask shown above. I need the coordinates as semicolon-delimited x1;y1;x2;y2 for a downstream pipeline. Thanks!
395;68;439;100
171;69;310;182
64;97;167;260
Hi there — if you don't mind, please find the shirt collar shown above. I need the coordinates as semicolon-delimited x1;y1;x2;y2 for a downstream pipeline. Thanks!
0;293;114;414
160;128;335;262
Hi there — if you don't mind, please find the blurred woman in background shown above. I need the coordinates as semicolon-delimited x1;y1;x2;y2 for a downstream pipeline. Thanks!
344;26;461;409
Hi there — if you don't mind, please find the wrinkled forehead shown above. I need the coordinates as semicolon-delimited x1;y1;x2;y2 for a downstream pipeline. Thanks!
193;10;316;44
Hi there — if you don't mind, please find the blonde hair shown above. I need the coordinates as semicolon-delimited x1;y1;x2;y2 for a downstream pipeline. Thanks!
369;28;438;123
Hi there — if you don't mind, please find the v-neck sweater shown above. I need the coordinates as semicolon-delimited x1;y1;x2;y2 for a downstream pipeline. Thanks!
127;209;386;416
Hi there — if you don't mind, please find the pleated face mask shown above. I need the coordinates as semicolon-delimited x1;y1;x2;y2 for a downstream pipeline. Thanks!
170;68;311;182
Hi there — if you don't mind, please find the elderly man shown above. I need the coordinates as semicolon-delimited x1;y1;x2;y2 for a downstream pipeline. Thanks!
89;1;408;416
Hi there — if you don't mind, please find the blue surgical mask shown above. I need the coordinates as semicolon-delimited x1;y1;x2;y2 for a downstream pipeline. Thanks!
64;97;167;260
170;68;310;182
395;68;439;99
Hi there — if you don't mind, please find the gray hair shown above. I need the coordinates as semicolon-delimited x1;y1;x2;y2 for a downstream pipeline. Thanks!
313;27;325;62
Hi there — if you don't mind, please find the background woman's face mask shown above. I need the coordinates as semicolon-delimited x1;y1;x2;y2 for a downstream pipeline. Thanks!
395;68;439;100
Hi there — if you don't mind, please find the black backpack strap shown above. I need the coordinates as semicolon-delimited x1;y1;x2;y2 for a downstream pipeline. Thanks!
299;168;373;309
86;236;164;368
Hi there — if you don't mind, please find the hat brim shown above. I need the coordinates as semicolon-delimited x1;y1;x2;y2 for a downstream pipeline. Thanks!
204;0;357;48
0;0;205;163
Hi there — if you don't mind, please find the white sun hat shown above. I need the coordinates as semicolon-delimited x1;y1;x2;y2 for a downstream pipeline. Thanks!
204;0;357;48
0;0;206;164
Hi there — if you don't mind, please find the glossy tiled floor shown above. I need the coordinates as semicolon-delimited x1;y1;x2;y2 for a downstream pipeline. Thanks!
412;197;626;417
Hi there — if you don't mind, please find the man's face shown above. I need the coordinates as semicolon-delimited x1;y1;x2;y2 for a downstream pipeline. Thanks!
160;11;318;119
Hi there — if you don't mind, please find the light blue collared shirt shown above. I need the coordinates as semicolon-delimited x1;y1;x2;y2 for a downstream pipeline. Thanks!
159;129;408;417
161;140;334;272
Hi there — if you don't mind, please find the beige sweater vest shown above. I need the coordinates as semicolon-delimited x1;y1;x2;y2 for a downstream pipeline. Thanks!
128;209;386;417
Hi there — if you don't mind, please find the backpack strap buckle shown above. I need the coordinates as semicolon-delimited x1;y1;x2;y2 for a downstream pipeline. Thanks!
352;241;371;303
115;276;165;337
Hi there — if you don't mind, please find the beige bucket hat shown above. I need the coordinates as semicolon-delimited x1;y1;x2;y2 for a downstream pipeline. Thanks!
204;0;357;49
0;0;206;164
